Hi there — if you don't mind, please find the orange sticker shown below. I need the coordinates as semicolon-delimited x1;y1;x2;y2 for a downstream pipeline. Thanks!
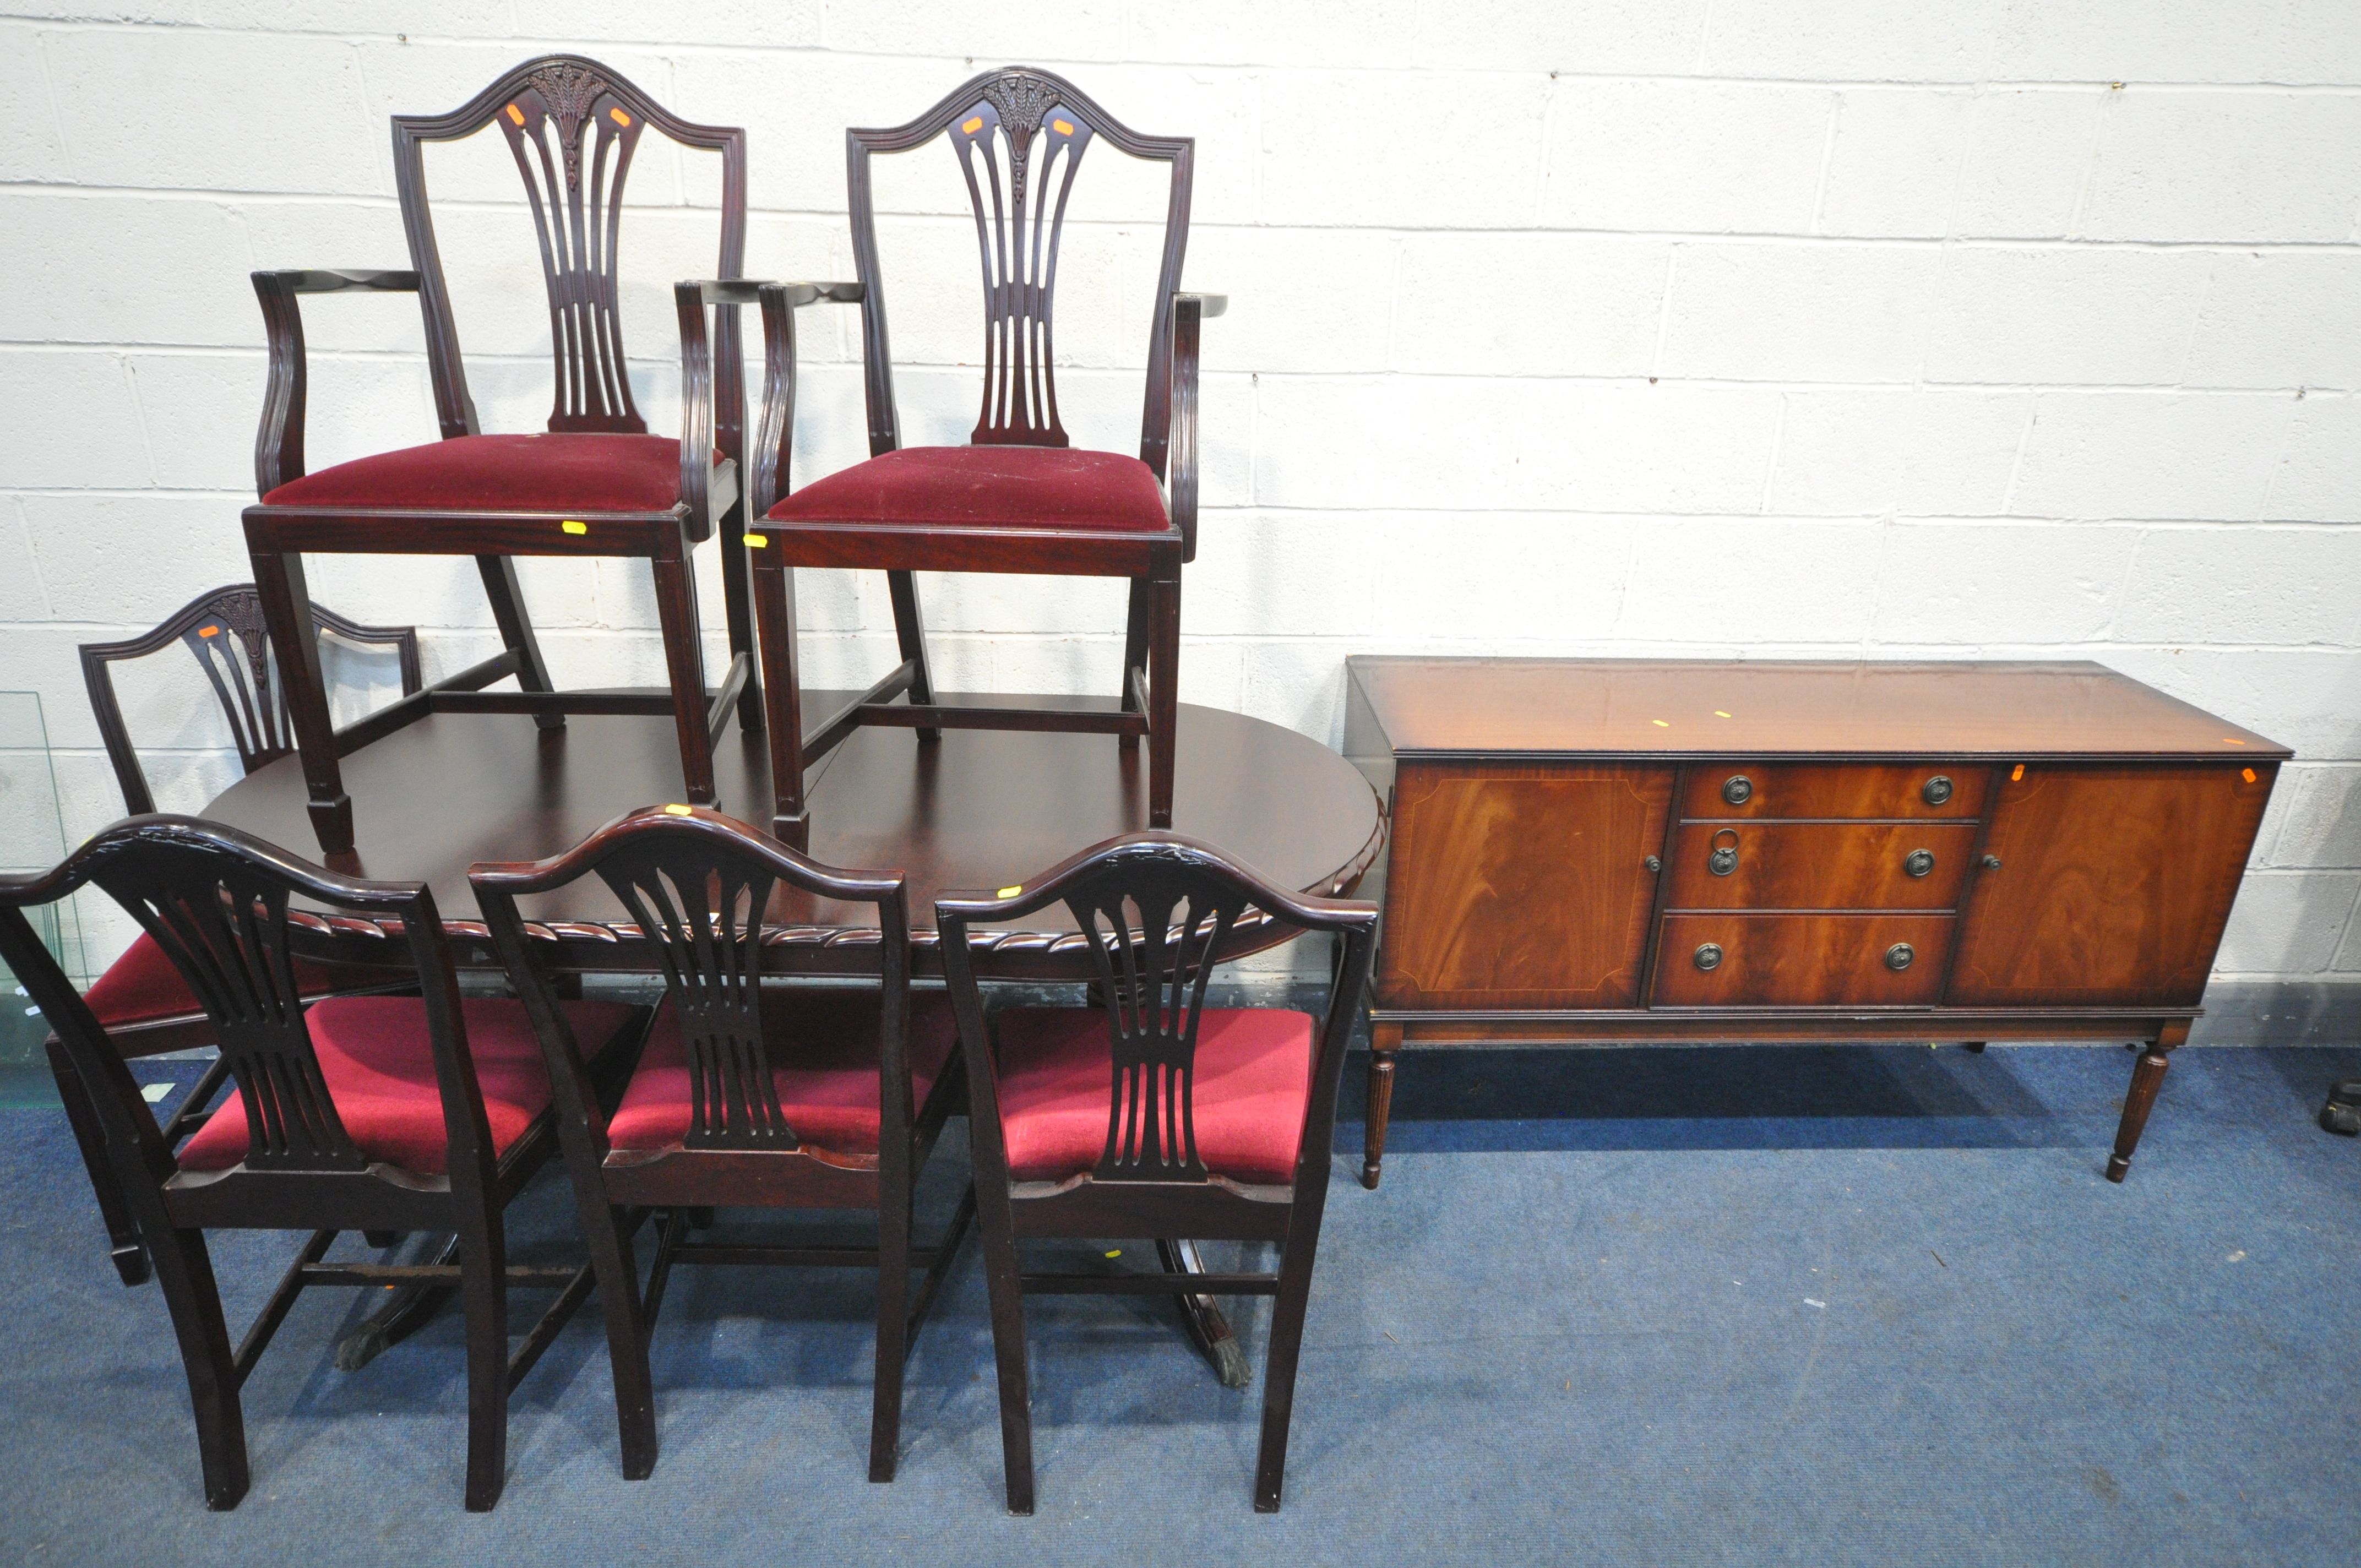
609;107;632;127
2222;737;2246;745
2011;764;2025;781
505;103;525;126
2242;767;2257;783
197;625;220;638
1052;118;1074;136
961;115;984;134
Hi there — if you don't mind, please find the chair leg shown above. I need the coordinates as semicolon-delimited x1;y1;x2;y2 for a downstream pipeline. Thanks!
752;559;810;848
1118;578;1151;752
650;552;717;805
475;556;562;732
458;1215;509;1511
1252;1234;1323;1513
1146;570;1181;830
869;1186;913;1483
250;546;353;853
45;1037;148;1286
588;1203;658;1480
144;1223;250;1509
885;569;940;743
977;1213;1036;1514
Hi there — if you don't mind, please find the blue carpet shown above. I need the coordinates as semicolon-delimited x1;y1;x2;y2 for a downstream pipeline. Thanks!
3;1043;2358;1566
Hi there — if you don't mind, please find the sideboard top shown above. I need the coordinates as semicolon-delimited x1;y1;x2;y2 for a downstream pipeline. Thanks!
1344;657;2291;761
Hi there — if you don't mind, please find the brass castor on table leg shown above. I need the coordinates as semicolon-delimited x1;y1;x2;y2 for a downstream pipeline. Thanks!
2322;1079;2361;1136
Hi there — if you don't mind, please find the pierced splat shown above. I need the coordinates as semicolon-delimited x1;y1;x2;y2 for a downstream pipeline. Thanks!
949;77;1095;447
1065;883;1244;1183
177;590;289;772
494;62;649;433
597;842;796;1149
89;839;363;1172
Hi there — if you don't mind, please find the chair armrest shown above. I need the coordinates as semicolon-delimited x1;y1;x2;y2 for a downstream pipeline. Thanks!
1166;292;1225;563
675;280;867;538
251;269;423;499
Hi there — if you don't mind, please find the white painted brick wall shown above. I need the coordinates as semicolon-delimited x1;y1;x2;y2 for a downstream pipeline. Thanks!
2;2;2358;988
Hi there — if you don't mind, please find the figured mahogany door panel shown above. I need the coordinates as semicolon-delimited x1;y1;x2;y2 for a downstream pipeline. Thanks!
1677;762;1987;822
1663;821;1979;911
1651;914;1952;1008
1378;763;1673;1009
1947;763;2275;1009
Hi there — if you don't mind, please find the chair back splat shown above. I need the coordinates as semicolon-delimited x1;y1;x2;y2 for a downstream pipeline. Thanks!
1066;869;1245;1183
848;66;1193;472
395;55;748;444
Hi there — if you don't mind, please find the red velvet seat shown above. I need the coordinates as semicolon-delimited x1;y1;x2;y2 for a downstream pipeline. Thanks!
261;433;693;515
764;445;1171;532
991;1006;1315;1185
83;933;384;1030
177;995;640;1175
607;987;960;1155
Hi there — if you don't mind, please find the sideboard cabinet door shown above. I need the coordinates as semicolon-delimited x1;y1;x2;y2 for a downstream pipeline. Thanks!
1947;763;2275;1009
1378;763;1673;1009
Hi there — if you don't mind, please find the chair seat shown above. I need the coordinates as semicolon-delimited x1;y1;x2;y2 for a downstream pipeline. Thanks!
763;445;1170;532
992;1006;1314;1185
176;996;641;1174
607;987;960;1155
84;933;387;1031
259;432;692;515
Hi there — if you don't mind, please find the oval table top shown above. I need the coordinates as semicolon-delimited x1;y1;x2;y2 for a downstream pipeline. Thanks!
203;695;1385;979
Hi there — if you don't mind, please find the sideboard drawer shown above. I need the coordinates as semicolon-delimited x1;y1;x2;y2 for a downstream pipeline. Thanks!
1677;763;1987;821
1662;821;1979;911
1650;913;1954;1006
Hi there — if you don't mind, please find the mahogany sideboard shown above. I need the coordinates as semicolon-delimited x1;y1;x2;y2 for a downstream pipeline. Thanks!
1342;657;2289;1188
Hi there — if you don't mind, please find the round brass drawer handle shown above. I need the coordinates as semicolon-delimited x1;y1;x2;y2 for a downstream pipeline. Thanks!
1904;848;1935;878
1694;943;1724;971
1885;943;1915;972
1722;774;1753;806
1922;775;1955;807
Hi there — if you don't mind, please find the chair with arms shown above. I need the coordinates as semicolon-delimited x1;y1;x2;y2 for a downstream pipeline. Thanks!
935;832;1377;1513
743;66;1224;848
60;584;430;1287
470;805;973;1484
0;816;648;1510
241;55;758;858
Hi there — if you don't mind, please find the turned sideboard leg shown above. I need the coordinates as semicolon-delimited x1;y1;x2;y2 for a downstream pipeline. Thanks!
1362;1025;1401;1190
2108;1020;2190;1183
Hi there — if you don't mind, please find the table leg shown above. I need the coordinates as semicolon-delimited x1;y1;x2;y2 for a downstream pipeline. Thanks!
1362;1023;1401;1190
2108;1020;2189;1183
1157;1238;1248;1388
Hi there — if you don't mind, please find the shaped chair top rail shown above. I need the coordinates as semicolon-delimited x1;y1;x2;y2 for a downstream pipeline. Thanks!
393;54;749;444
846;66;1194;475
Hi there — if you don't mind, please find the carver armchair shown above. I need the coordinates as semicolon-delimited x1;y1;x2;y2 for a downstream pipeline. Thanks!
742;66;1224;847
241;55;758;857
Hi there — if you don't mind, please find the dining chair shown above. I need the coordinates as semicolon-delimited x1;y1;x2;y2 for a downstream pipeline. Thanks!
61;584;434;1287
935;832;1377;1513
738;66;1225;848
0;816;649;1510
470;804;973;1484
241;54;757;858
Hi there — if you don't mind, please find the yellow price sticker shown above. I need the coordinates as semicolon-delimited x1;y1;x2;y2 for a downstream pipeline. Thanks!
743;532;768;548
997;885;1022;899
661;804;694;816
561;519;587;535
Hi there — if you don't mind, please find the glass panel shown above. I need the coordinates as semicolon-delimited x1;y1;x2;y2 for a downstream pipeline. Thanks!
0;692;84;1066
